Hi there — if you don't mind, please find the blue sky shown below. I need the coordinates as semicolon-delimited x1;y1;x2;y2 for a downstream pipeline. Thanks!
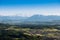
0;0;60;17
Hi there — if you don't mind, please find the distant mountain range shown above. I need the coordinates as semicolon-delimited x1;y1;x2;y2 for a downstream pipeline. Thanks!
0;15;60;24
25;15;60;22
0;16;27;23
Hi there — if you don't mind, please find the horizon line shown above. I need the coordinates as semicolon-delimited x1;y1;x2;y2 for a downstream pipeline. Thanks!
0;14;60;17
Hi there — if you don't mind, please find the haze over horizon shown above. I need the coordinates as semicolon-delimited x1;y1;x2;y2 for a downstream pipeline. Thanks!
0;0;60;17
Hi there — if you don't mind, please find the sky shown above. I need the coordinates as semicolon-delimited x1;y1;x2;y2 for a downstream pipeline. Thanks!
0;0;60;17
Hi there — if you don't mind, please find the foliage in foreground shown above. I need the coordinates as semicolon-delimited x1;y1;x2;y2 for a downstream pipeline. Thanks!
0;23;60;40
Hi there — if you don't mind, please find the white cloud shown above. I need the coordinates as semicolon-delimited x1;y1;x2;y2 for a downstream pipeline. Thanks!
0;6;60;17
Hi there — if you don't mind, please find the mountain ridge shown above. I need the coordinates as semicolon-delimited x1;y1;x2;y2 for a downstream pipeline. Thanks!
0;15;60;24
